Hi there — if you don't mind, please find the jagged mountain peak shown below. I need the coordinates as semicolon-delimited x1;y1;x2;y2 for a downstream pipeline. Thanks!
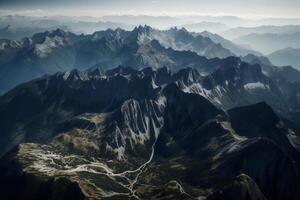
92;28;127;40
173;67;203;84
166;26;193;38
51;28;68;37
86;67;106;77
31;28;69;42
0;25;242;93
169;26;178;31
133;25;153;33
179;27;188;31
0;64;299;200
167;26;192;35
130;25;156;44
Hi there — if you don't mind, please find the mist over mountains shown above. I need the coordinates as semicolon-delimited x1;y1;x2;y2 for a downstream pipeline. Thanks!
268;47;300;70
234;32;300;54
0;10;300;200
0;25;243;94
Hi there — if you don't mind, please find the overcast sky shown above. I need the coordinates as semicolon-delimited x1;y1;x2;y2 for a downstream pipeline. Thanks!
1;0;300;18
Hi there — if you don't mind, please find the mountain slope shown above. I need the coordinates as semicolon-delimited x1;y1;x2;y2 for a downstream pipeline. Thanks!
234;32;300;54
268;47;300;70
1;63;299;158
0;67;299;200
221;25;300;40
199;31;262;56
0;26;237;94
150;26;234;59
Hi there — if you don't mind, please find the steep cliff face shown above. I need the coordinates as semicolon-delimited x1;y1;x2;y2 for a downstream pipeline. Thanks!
0;67;299;199
0;63;292;158
179;58;288;113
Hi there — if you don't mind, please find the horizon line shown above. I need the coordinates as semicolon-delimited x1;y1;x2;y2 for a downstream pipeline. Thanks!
1;9;300;20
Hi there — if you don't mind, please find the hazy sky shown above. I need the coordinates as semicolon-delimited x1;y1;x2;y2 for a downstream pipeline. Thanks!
1;0;300;18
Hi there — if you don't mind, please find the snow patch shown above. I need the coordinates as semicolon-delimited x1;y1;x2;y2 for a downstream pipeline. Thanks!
34;36;65;57
63;72;70;80
244;82;269;90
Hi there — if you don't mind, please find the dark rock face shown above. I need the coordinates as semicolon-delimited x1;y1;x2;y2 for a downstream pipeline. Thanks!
0;66;299;200
174;58;297;123
0;64;297;158
228;102;280;137
207;174;267;200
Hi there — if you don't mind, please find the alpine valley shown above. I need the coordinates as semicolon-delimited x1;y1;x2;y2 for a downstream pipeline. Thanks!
0;25;300;200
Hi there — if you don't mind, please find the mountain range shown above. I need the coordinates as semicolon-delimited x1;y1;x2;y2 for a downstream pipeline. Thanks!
221;25;300;40
234;32;300;54
0;24;300;200
0;15;134;38
0;26;245;94
268;47;300;70
198;31;262;56
0;66;299;200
